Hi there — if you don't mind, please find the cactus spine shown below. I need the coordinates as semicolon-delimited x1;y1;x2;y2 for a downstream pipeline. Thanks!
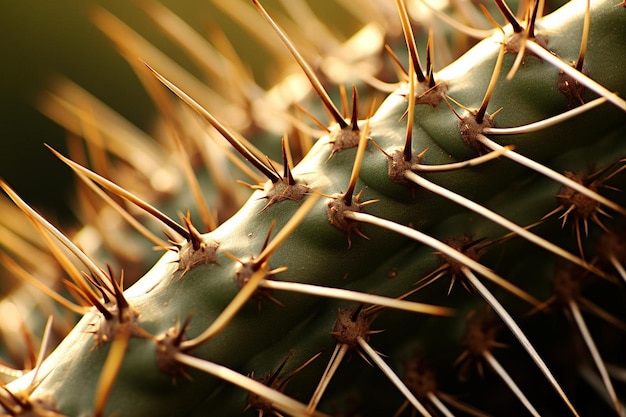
1;0;626;416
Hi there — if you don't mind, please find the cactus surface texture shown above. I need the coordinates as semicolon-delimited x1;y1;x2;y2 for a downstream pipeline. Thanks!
1;0;626;416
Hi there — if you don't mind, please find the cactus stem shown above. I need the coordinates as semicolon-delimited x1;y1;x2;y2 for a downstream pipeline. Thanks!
257;194;319;264
174;352;327;417
345;211;541;305
525;40;626;112
358;336;433;417
180;194;318;351
259;279;455;316
476;135;626;218
405;171;605;278
180;265;269;352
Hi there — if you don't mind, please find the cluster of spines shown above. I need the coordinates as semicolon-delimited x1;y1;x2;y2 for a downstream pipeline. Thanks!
0;0;625;416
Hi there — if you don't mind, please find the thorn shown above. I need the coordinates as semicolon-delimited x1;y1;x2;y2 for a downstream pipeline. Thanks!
68;156;172;250
524;40;626;112
482;350;541;417
280;136;295;186
405;170;609;280
575;0;591;72
357;337;433;417
569;299;621;414
174;352;326;417
259;280;455;317
395;0;427;83
526;0;541;39
384;44;408;79
133;61;218;232
350;85;360;132
0;252;88;315
482;97;608;135
476;38;506;124
0;179;116;304
181;195;318;351
425;28;436;88
138;0;234;84
294;104;331;133
253;0;347;128
412;146;512;172
94;325;132;417
47;145;190;241
344;211;541;306
307;343;349;413
338;84;349;118
494;0;524;32
477;135;626;221
461;268;580;417
344;116;371;206
24;316;54;396
142;62;281;183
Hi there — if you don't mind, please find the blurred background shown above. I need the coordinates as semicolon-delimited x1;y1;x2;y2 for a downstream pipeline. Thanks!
0;0;349;224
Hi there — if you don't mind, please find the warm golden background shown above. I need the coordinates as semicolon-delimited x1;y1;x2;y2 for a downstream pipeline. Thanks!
0;0;349;222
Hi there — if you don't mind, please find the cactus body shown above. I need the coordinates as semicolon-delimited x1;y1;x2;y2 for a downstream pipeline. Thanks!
2;0;626;416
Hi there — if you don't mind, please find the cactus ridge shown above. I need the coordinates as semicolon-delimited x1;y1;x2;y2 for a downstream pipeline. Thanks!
1;0;626;416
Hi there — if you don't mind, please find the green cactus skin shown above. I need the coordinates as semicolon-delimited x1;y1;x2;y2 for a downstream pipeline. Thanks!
2;0;626;416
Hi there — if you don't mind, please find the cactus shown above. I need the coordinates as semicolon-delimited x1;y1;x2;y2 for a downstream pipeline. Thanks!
1;0;626;416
